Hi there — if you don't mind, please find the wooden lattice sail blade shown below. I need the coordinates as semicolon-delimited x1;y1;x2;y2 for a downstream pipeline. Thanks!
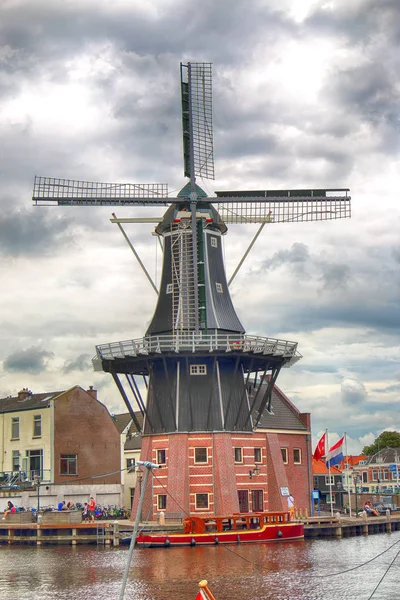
32;176;169;206
213;188;351;224
181;62;215;180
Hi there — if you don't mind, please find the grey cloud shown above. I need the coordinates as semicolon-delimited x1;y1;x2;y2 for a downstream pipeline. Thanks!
260;242;310;272
0;207;74;257
341;378;367;405
3;347;54;374
319;262;350;291
63;353;92;373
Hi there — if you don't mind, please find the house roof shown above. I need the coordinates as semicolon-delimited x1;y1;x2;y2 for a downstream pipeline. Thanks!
365;447;400;465
312;458;342;475
112;412;133;434
338;454;368;469
0;389;65;413
252;382;309;431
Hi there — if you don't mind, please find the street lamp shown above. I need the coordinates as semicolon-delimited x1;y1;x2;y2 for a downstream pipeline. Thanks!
136;469;143;522
353;474;360;517
34;474;41;514
336;480;343;510
249;465;260;479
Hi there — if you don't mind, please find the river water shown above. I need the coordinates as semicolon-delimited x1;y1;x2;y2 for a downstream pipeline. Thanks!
0;531;399;600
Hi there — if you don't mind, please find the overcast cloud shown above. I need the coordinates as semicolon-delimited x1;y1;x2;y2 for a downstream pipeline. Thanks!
0;0;399;453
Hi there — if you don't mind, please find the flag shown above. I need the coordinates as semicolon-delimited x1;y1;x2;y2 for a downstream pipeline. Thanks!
195;589;209;600
325;436;345;468
313;432;326;461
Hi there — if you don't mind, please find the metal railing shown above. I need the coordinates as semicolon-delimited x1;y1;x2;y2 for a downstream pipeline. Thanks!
0;469;52;488
94;333;299;359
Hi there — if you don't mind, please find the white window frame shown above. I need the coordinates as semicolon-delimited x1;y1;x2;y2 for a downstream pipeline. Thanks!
325;475;335;486
190;364;207;375
194;447;208;464
166;283;173;294
234;447;243;463
215;282;223;293
33;415;42;438
11;417;20;440
281;448;288;464
210;236;218;248
254;448;262;463
293;448;302;464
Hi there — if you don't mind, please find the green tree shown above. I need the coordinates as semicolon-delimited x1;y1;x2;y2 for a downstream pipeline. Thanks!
362;431;400;455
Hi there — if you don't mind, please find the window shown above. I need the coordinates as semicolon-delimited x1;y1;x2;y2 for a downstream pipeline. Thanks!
190;364;207;375
281;448;288;464
11;418;20;440
372;470;378;481
157;449;166;464
166;283;173;294
126;458;135;471
33;415;42;438
158;495;167;510
254;448;262;463
313;476;319;489
252;490;264;512
26;449;44;478
234;447;243;463
60;454;77;476
195;448;207;463
383;469;389;481
215;282;223;293
12;450;20;472
325;475;334;486
210;236;218;248
195;493;209;510
293;448;302;464
362;471;368;483
238;490;249;513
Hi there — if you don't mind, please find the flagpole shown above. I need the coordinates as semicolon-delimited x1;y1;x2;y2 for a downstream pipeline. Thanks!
326;430;334;516
344;432;352;517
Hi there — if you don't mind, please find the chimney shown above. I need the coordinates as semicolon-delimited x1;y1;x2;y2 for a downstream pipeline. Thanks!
86;386;97;400
18;388;30;401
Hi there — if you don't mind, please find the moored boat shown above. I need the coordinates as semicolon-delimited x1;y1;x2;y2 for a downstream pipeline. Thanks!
136;511;304;547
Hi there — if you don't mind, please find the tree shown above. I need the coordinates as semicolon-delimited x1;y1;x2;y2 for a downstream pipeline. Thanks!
362;431;400;456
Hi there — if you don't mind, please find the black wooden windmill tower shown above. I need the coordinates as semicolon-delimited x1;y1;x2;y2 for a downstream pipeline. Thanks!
33;62;351;517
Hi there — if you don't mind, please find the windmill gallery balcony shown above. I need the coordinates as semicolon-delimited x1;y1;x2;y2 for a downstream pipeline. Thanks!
92;333;302;373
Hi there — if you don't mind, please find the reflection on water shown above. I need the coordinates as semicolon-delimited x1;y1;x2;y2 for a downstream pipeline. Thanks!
0;532;399;600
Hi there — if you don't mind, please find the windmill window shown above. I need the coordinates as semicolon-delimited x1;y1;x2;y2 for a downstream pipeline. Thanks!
195;493;209;510
294;448;302;464
234;448;243;463
190;364;207;375
166;283;173;294
254;448;262;463
157;495;167;510
215;283;223;293
157;449;166;464
195;448;208;463
281;448;288;464
211;236;218;248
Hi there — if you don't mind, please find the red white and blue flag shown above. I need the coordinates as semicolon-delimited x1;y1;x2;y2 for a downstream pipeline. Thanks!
325;436;345;468
313;432;326;461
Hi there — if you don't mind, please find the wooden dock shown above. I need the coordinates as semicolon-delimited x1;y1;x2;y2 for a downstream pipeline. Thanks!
304;513;400;538
0;520;124;546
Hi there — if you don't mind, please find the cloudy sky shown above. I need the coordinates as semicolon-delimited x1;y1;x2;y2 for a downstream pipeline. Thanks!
1;0;399;454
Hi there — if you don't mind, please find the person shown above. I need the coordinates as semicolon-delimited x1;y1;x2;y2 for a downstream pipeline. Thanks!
2;501;17;519
287;493;295;521
57;500;66;511
365;501;378;516
82;502;89;522
66;501;75;510
88;497;96;523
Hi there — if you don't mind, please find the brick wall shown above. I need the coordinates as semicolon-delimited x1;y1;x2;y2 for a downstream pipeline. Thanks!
53;386;121;485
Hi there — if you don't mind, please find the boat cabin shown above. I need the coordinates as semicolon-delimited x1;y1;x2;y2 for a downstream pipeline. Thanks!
183;512;291;534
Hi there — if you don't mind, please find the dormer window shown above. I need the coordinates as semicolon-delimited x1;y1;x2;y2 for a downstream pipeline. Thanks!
215;283;223;293
166;283;173;294
190;364;207;375
211;236;218;248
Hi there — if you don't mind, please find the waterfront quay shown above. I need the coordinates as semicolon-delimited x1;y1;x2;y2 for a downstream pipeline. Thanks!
1;512;400;546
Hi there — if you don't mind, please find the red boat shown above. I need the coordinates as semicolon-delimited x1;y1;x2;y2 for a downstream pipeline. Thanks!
136;511;304;547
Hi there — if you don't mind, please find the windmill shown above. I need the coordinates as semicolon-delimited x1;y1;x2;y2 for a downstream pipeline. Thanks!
33;62;351;517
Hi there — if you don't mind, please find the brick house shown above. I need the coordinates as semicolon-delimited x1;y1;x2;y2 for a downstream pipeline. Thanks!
131;382;312;519
0;386;122;510
312;458;343;511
